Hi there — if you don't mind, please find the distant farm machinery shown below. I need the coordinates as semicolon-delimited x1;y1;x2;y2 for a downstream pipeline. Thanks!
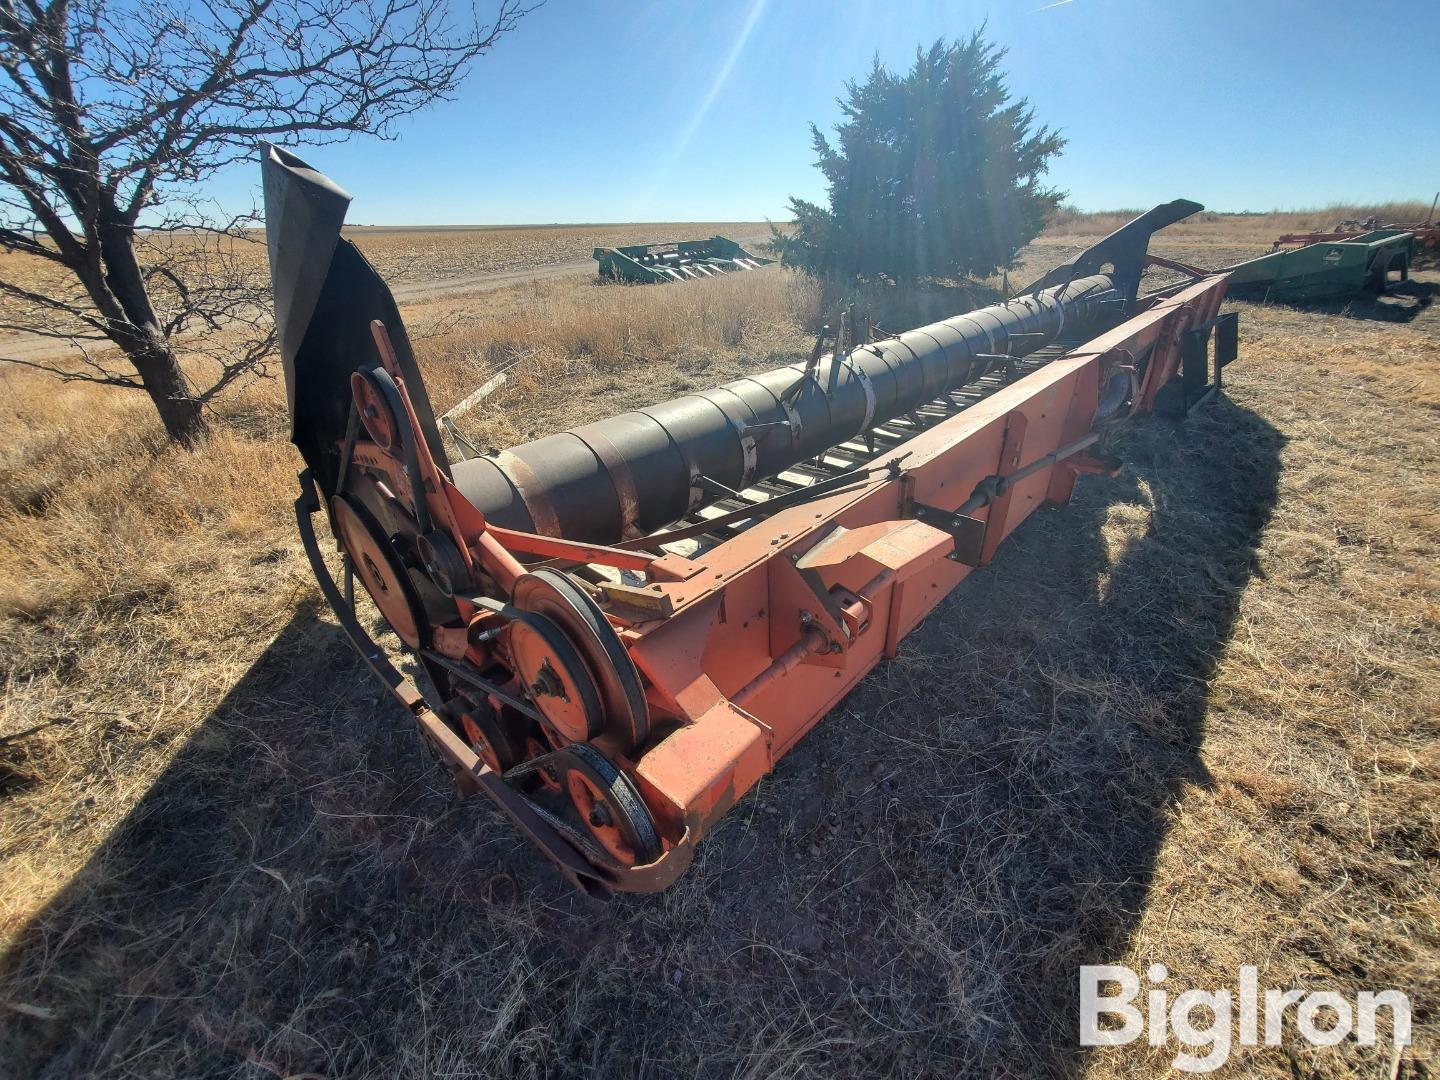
1271;193;1439;264
1222;229;1416;303
1151;206;1434;306
264;145;1241;897
594;235;773;283
1234;192;1440;301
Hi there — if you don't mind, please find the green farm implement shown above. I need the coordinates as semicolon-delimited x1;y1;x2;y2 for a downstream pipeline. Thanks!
594;235;773;283
1223;229;1416;303
1271;193;1439;265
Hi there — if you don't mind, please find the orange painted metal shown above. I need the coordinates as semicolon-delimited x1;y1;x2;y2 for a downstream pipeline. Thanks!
267;149;1248;895
335;274;1233;891
486;525;659;572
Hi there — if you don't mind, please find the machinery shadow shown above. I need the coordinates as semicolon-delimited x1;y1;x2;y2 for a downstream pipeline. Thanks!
691;390;1285;1076
0;600;579;1077
1255;277;1436;322
1;393;1283;1078
1347;278;1436;321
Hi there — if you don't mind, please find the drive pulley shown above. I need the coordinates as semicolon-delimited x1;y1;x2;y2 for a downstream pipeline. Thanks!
350;368;403;452
511;569;650;750
506;610;604;743
456;700;524;773
549;742;662;867
331;495;427;649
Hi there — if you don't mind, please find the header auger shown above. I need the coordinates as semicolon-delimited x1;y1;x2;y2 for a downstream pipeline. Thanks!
264;145;1240;897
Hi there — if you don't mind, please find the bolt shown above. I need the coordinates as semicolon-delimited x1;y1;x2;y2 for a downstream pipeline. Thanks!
588;804;613;828
532;660;565;699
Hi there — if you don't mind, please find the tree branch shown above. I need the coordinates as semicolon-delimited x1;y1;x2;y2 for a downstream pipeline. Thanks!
0;0;536;441
0;352;144;389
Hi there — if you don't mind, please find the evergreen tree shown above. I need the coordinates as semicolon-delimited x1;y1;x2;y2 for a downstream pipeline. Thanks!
774;31;1066;284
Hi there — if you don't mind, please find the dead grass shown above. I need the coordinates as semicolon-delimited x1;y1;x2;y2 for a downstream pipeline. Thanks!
0;221;774;336
346;222;774;284
411;268;818;449
0;216;1436;1078
1051;201;1438;241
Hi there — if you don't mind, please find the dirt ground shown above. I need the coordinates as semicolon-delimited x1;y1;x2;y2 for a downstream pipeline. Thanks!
0;215;1436;1078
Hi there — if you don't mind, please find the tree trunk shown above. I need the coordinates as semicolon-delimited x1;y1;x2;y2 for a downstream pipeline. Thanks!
91;209;210;446
125;336;208;445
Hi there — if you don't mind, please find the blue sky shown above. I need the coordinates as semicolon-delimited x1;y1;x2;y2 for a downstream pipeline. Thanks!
220;0;1439;225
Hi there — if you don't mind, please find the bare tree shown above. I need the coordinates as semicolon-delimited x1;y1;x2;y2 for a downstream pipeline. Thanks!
0;0;531;444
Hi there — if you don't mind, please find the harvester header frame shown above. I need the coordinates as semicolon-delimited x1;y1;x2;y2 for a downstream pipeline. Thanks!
594;235;773;283
264;144;1240;897
1226;229;1416;303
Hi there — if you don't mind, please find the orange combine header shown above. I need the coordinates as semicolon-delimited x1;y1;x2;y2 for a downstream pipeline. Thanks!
263;145;1239;897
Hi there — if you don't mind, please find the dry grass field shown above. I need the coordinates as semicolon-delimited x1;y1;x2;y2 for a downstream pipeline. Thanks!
347;222;774;285
0;210;1436;1078
0;222;773;348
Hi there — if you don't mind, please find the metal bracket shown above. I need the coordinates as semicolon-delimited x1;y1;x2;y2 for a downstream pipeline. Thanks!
1171;311;1240;414
909;502;988;567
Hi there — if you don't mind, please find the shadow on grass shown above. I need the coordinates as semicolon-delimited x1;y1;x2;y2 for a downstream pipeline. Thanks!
0;394;1283;1078
1242;278;1435;323
0;600;580;1077
1345;278;1435;322
687;391;1284;1076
